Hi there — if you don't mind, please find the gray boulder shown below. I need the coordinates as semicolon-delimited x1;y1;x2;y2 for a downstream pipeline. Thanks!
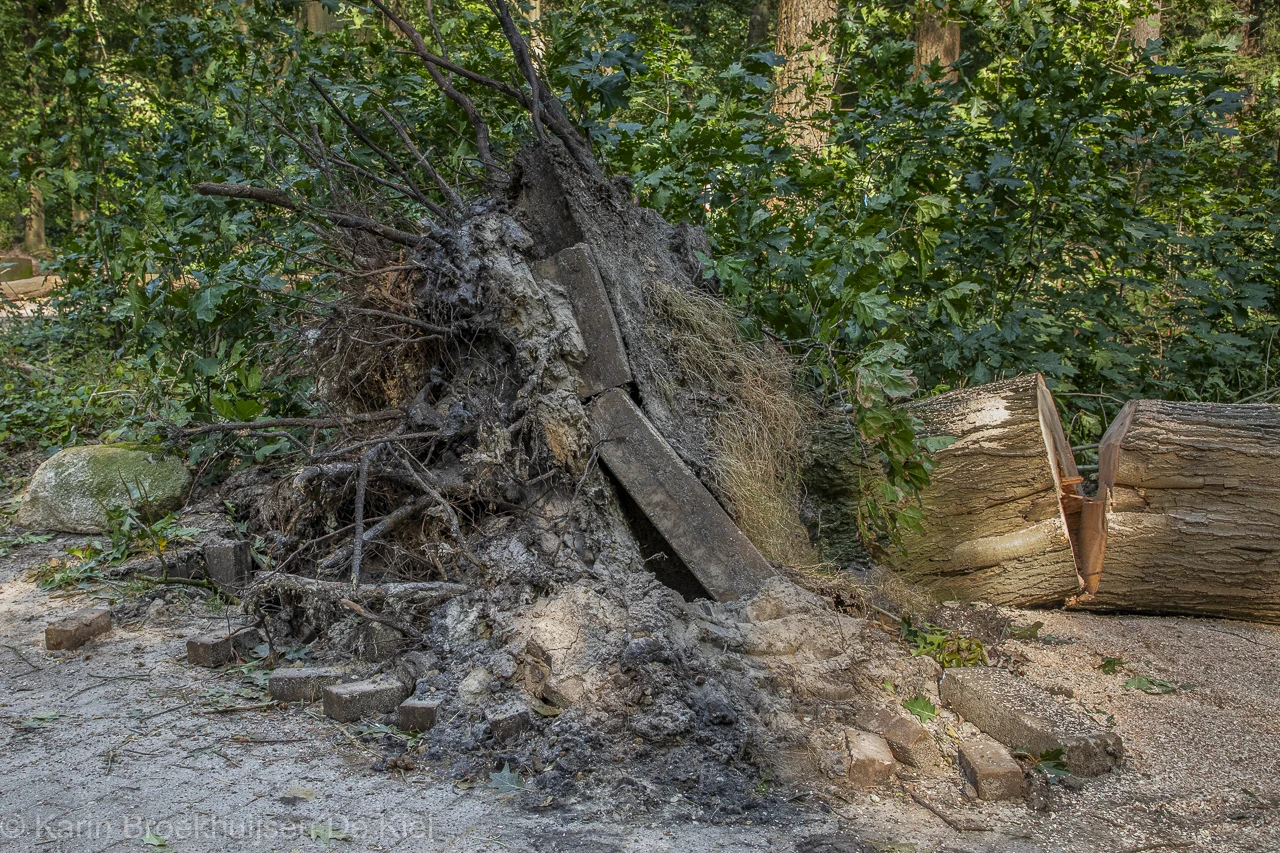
17;445;190;534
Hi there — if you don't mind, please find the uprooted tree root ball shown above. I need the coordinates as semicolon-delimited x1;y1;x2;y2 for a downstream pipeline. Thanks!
191;1;948;818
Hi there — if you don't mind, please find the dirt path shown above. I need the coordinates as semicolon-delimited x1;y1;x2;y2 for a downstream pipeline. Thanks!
0;538;835;853
2;537;1278;852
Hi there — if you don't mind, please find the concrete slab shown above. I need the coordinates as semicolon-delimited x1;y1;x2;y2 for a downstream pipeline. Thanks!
941;666;1123;776
843;729;896;787
587;388;776;601
45;607;111;650
533;244;632;399
958;734;1026;800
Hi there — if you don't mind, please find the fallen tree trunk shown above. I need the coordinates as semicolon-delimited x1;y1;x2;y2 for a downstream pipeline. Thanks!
1085;400;1280;622
886;374;1087;606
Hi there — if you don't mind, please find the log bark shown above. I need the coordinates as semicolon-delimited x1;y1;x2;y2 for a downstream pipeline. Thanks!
1085;400;1280;622
887;374;1087;606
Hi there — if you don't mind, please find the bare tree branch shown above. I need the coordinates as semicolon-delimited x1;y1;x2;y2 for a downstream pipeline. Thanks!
320;209;434;247
194;182;296;209
180;411;405;436
367;0;507;183
487;0;545;141
377;106;463;213
307;75;439;214
195;183;434;248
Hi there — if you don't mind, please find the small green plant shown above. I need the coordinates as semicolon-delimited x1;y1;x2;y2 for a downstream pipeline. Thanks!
1034;748;1071;780
19;710;60;729
141;829;169;848
753;772;773;796
488;763;526;792
1014;747;1071;781
39;503;202;589
1004;621;1043;641
900;617;987;668
0;531;54;557
27;558;103;591
1125;675;1180;695
1097;656;1126;675
306;824;351;842
903;694;938;724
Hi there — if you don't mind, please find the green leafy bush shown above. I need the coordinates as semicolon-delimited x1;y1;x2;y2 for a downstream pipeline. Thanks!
5;0;1279;545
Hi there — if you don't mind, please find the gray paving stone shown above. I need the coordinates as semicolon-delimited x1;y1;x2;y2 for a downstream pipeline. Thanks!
941;666;1123;776
396;697;439;732
855;705;941;769
203;539;253;591
323;678;411;723
958;734;1026;800
485;699;532;744
843;729;895;787
268;667;347;703
45;608;112;650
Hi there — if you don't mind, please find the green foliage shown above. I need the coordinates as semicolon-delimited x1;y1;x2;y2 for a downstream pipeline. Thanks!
0;318;140;451
27;558;103;592
1125;674;1181;694
903;692;938;723
899;616;988;667
1097;655;1126;674
589;0;1280;535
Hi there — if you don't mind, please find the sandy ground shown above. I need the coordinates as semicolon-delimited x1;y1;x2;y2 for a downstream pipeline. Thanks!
2;535;1278;853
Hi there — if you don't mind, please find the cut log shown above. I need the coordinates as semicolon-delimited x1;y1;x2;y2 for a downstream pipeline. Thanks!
887;374;1088;606
1086;400;1280;622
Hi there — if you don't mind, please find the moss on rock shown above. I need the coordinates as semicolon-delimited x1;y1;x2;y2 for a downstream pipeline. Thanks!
16;444;190;534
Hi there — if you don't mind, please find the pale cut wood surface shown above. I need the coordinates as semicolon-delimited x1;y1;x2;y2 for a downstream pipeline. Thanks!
889;374;1083;606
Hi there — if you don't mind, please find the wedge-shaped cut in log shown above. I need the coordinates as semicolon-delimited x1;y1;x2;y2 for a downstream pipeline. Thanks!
888;374;1091;606
1087;400;1280;622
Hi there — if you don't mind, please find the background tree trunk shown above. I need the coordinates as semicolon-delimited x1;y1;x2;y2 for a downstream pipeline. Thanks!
300;0;342;34
749;0;771;47
1084;400;1280;623
1132;4;1162;48
1238;0;1261;56
914;3;960;82
23;183;44;253
774;0;838;150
